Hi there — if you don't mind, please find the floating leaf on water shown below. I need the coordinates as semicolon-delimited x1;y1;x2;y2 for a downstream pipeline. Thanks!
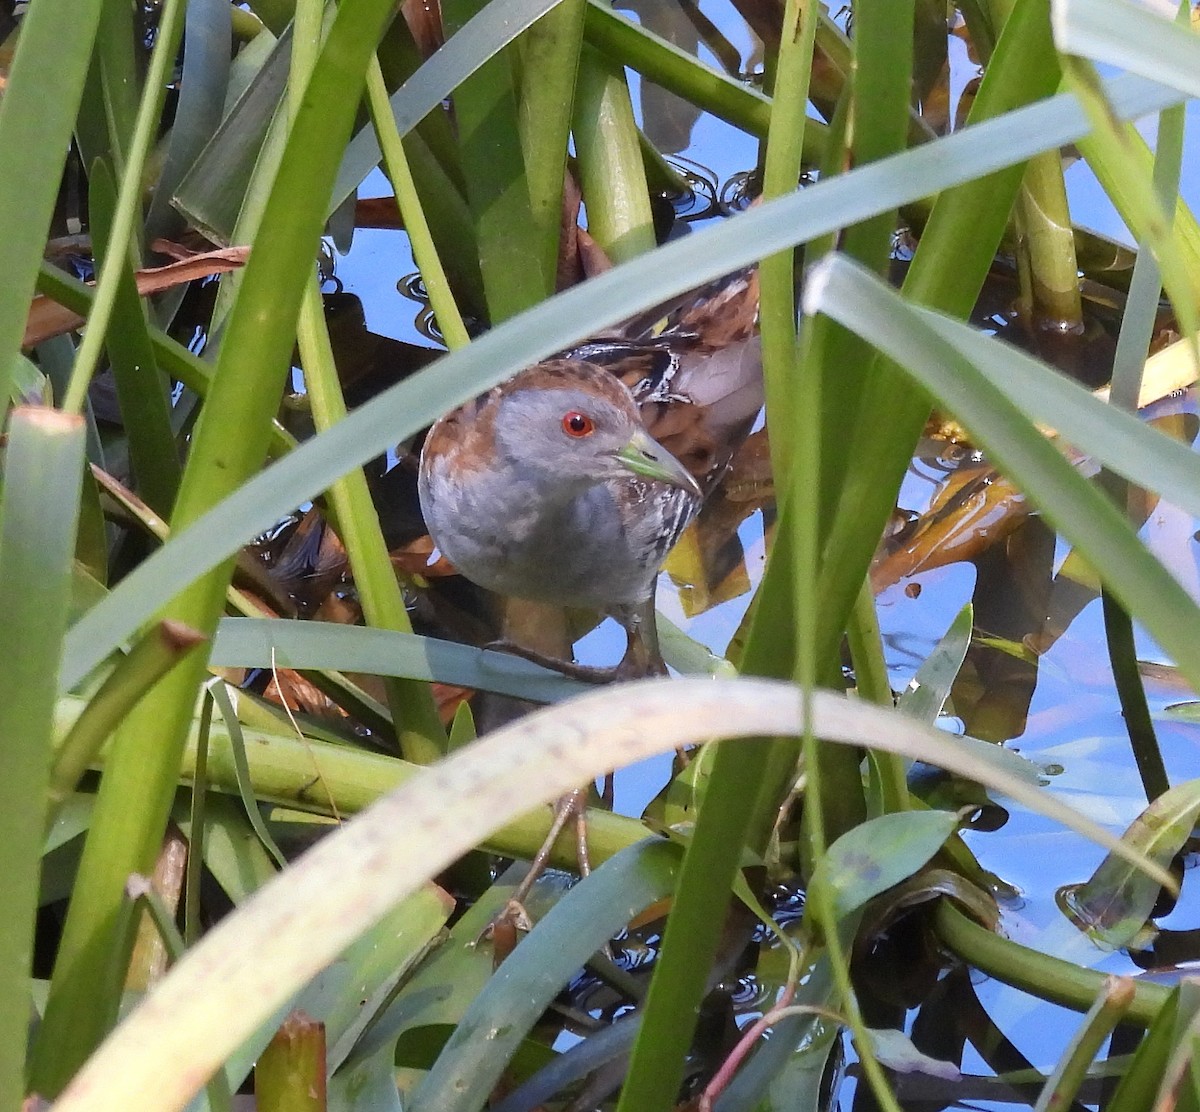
1058;779;1200;950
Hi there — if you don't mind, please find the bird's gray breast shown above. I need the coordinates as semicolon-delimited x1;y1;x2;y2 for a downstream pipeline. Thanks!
420;458;697;611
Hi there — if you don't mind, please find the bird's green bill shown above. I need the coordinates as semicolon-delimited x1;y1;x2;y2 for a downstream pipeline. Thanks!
616;428;702;496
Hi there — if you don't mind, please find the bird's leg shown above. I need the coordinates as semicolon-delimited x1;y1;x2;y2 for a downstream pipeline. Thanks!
612;593;669;679
480;599;673;942
615;594;690;774
486;590;670;683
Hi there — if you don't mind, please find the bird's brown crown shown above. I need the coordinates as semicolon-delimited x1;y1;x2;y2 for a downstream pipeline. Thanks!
422;360;638;482
495;360;639;413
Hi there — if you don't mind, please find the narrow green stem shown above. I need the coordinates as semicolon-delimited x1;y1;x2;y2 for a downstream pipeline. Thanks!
816;0;1061;669
1065;55;1200;345
48;621;208;826
36;263;299;459
1102;586;1169;803
1033;976;1135;1112
1097;34;1185;805
848;579;891;707
61;0;187;415
933;901;1167;1026
297;280;447;763
738;0;837;857
796;5;917;1101
849;579;909;813
365;58;470;349
185;697;213;947
86;159;183;514
445;0;547;320
758;0;817;490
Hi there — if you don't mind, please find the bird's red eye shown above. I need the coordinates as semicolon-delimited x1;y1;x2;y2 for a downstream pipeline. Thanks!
562;411;594;438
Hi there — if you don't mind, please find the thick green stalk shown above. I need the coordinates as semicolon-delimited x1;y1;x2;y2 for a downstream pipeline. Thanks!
518;0;585;289
583;0;827;158
47;689;648;870
613;740;772;1112
616;5;816;1110
814;0;919;526
741;0;830;845
572;47;657;263
255;1013;327;1112
934;902;1166;1025
791;7;915;1108
444;0;549;319
0;410;85;1110
0;0;103;419
979;0;1082;330
47;622;206;826
61;0;187;416
1015;150;1084;329
812;0;917;830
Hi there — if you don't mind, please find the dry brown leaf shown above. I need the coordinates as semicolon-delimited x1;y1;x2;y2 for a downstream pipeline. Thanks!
392;535;457;578
402;0;443;58
24;245;249;347
137;243;249;293
433;683;473;724
871;462;1030;593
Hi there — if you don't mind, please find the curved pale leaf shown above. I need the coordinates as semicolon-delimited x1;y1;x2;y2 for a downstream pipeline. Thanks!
54;679;1171;1112
1054;0;1200;100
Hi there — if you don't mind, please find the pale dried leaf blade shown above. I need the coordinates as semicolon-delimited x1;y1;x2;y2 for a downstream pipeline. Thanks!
55;680;1171;1112
24;247;248;347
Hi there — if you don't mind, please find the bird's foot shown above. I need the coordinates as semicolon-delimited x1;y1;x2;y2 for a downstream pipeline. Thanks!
476;788;592;949
483;640;618;684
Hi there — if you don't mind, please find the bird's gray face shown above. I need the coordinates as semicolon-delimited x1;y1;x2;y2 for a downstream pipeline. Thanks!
494;387;699;495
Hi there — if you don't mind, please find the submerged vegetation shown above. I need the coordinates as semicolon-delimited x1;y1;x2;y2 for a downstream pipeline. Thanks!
3;0;1200;1108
